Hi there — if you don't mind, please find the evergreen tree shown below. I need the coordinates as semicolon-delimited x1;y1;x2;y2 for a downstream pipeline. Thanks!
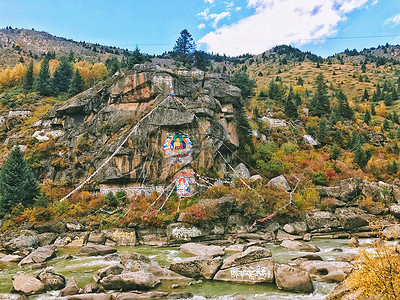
0;147;38;216
362;88;369;101
330;144;340;160
52;57;73;95
310;73;330;117
336;89;354;119
23;61;34;93
384;92;393;106
371;103;376;115
193;51;210;71
124;47;146;69
268;80;283;101
388;160;398;174
364;110;371;125
34;57;52;96
68;69;86;96
105;56;120;75
173;29;196;65
284;99;298;119
232;71;256;100
382;118;390;131
296;76;304;86
318;119;329;145
353;142;370;169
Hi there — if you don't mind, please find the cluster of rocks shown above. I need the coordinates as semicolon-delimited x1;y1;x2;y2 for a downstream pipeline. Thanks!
5;237;357;299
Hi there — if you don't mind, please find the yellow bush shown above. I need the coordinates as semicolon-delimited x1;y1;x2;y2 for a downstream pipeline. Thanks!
347;242;400;299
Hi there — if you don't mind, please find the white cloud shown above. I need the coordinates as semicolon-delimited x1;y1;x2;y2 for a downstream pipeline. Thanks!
198;8;230;28
205;0;214;3
371;0;378;5
225;1;234;9
236;6;242;11
199;0;368;55
198;23;206;29
384;13;400;27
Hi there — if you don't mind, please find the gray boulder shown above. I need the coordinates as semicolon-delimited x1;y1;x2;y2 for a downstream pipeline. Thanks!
100;270;161;291
382;224;400;240
306;211;340;231
38;232;58;246
12;271;46;295
214;258;274;283
267;175;291;192
234;163;250;179
18;245;57;266
170;256;223;279
36;267;66;290
67;294;114;300
60;277;80;296
274;264;313;293
221;246;272;269
0;254;24;262
34;220;66;233
299;260;353;283
389;204;400;218
280;240;320;253
180;243;225;257
93;264;124;283
103;228;137;246
283;222;308;235
76;244;117;256
335;207;373;230
4;230;39;251
166;223;205;242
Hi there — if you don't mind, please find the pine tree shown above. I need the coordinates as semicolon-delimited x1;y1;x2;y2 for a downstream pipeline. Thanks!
336;89;354;119
371;103;376;115
34;57;52;96
330;144;340;160
173;29;196;65
23;61;34;93
364;110;371;125
52;57;73;95
362;88;369;101
232;71;256;100
0;147;38;216
68;69;85;96
318;119;329;145
353;142;370;169
310;73;330;117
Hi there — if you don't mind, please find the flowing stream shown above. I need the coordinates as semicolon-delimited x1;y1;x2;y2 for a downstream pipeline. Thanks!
0;238;370;300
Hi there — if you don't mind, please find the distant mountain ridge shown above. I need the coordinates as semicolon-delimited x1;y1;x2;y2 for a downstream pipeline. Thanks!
0;27;127;68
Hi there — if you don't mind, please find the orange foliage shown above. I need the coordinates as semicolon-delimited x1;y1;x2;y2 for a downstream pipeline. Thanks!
74;61;107;86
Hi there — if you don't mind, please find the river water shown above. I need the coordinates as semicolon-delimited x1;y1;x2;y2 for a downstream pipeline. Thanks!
0;238;369;300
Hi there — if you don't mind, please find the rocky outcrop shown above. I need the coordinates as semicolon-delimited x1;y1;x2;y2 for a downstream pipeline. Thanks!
93;264;124;283
38;65;240;188
3;230;39;251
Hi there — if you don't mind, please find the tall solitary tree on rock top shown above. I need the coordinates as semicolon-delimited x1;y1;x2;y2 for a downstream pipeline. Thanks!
173;29;196;64
0;147;38;216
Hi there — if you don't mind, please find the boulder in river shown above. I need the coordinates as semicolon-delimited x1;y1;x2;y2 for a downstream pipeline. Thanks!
170;256;223;279
60;277;80;296
100;270;161;291
93;264;124;283
221;246;272;269
180;243;225;257
382;224;400;240
280;240;320;253
76;244;117;256
11;272;45;295
299;260;353;283
214;258;274;284
274;264;313;293
36;267;66;290
18;245;57;266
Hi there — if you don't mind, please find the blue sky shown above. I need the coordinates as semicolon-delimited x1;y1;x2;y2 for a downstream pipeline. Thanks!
0;0;399;57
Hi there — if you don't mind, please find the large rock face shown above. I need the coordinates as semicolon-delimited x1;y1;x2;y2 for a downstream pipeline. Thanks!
169;256;223;279
99;270;161;291
12;272;46;295
274;264;313;293
39;65;240;189
18;245;57;266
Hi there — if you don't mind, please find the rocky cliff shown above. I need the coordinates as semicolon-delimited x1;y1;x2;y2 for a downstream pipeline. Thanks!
36;64;241;194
